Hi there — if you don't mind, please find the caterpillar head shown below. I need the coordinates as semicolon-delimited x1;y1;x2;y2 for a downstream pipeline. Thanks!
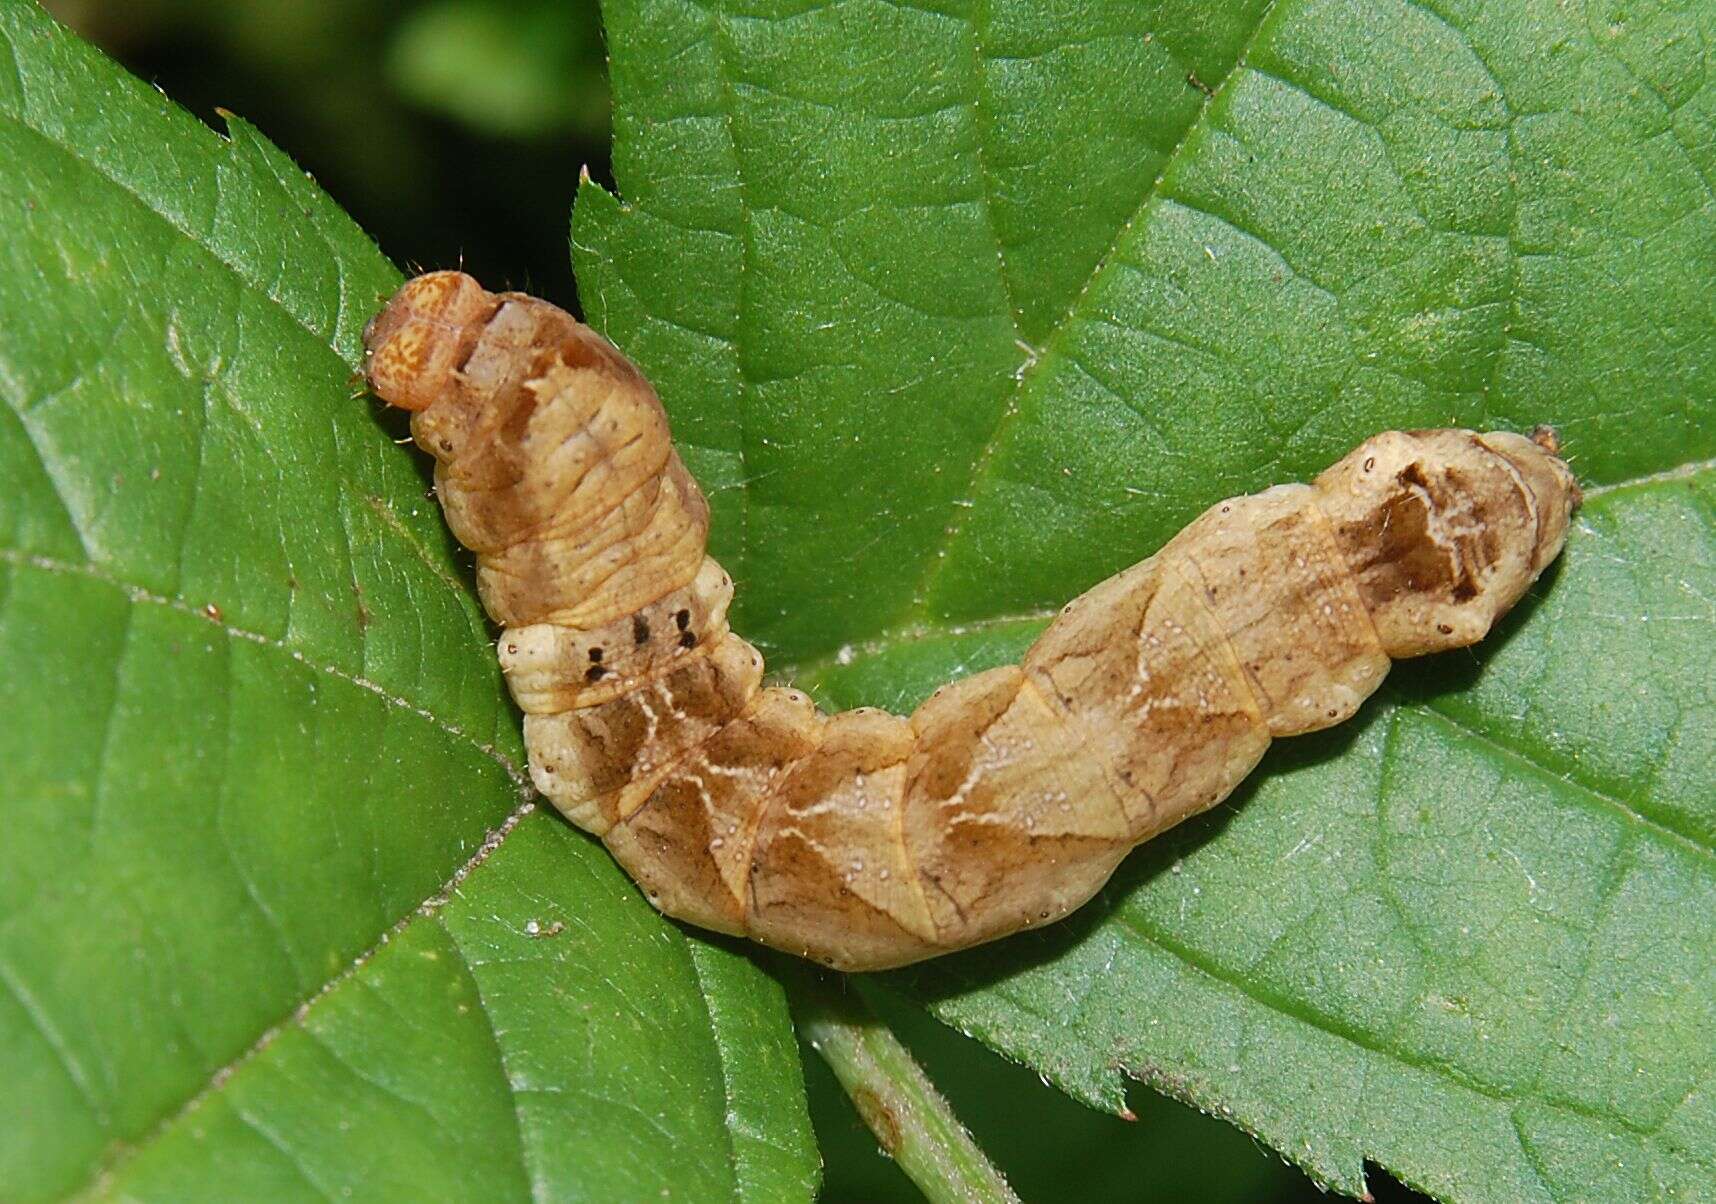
1315;427;1580;658
363;271;495;413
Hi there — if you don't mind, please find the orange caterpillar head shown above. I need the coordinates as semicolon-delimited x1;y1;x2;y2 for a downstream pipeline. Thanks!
362;271;496;412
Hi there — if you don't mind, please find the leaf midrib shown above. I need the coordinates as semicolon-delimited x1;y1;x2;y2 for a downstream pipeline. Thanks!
82;805;541;1200
0;104;347;361
901;0;1287;624
0;548;524;783
1423;684;1714;863
1110;880;1671;1145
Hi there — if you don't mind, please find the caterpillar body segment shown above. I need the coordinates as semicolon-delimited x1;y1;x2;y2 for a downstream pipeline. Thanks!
364;271;1579;971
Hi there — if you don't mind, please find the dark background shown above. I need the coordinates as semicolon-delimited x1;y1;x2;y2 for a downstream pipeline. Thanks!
42;2;1434;1199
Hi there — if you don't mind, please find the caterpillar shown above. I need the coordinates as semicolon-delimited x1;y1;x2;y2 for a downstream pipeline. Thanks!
363;271;1579;971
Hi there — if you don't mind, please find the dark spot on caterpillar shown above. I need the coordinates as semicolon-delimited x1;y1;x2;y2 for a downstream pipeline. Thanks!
1398;462;1431;491
585;665;607;682
1349;474;1464;610
588;647;604;662
632;614;650;645
679;631;698;649
1363;456;1376;472
675;609;691;631
506;643;518;654
1437;623;1454;634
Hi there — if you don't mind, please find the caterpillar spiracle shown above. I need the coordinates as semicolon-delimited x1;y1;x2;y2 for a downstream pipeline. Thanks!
362;271;1579;971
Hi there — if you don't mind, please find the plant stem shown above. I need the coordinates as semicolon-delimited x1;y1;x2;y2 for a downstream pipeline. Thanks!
785;965;1020;1204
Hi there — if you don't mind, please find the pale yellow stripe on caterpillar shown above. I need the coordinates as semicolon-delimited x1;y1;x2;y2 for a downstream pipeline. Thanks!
363;271;1580;971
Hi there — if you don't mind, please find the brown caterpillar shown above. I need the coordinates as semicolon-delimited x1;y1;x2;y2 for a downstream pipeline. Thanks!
363;272;1579;971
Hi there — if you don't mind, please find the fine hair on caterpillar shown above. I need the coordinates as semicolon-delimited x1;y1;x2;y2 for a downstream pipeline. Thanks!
363;271;1580;972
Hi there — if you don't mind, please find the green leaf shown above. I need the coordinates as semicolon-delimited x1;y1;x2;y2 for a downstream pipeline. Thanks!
574;0;1715;1198
387;0;610;140
807;977;1313;1203
0;4;815;1200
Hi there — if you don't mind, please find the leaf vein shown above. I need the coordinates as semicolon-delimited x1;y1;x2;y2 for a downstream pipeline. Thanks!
1413;705;1713;861
0;106;354;366
0;547;525;786
908;0;1288;616
85;803;539;1197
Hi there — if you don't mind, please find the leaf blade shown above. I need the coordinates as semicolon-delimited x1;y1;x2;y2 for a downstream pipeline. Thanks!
0;4;817;1199
900;469;1716;1199
578;0;1716;1197
104;815;818;1203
